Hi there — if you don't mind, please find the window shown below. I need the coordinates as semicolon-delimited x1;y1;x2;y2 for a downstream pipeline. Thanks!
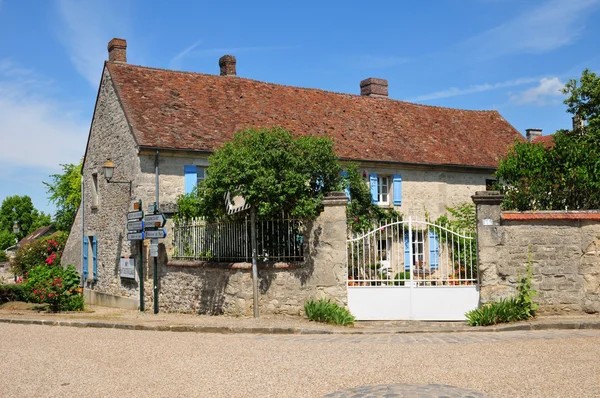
196;166;206;186
378;176;389;204
486;179;497;191
91;173;99;208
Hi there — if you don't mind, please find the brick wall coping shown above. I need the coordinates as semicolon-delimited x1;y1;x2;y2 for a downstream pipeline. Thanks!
502;210;600;221
167;260;301;270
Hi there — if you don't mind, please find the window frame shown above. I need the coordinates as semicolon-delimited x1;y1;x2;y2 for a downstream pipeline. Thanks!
378;175;390;205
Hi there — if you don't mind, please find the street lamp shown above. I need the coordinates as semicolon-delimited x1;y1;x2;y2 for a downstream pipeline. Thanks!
103;158;132;195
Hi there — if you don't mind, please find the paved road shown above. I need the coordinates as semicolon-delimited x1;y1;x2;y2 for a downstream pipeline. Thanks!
1;324;599;397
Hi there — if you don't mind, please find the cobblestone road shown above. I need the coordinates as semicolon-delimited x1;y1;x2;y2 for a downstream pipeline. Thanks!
1;324;599;397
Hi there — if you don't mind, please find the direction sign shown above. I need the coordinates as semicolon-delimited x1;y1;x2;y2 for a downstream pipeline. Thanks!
127;210;144;221
150;238;159;257
144;213;166;227
127;232;145;241
145;229;167;239
127;220;144;231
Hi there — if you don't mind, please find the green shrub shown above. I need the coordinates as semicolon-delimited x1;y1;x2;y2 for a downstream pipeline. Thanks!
393;271;411;286
11;232;68;276
466;246;538;326
0;284;28;302
465;297;530;326
0;250;8;263
304;298;355;326
24;264;83;312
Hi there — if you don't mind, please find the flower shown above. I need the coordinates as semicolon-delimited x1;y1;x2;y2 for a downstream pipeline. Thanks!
45;252;57;265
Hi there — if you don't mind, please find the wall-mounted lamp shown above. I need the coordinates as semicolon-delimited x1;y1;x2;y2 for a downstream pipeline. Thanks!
103;158;132;196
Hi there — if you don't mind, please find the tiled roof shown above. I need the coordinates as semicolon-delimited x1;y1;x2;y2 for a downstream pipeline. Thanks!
18;226;55;247
532;135;555;146
106;62;524;168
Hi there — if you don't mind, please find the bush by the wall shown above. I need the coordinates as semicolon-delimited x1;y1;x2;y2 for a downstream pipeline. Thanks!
11;232;68;276
0;284;28;302
0;250;8;263
24;264;83;312
304;298;355;326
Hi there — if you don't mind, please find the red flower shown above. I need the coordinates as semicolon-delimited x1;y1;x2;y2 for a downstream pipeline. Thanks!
45;252;57;265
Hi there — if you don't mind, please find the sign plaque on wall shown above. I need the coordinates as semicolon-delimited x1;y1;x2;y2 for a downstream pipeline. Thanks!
120;257;136;279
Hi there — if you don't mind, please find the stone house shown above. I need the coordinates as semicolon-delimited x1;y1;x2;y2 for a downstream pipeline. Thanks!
61;38;523;312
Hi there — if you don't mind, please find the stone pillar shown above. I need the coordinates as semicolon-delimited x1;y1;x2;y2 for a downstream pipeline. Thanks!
309;191;349;305
472;191;510;303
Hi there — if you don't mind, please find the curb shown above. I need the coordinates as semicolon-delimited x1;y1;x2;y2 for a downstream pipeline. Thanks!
1;317;599;335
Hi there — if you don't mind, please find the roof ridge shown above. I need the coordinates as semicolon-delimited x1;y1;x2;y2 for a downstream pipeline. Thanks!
106;62;500;114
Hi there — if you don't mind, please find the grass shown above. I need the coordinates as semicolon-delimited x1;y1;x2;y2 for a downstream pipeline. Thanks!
304;298;355;326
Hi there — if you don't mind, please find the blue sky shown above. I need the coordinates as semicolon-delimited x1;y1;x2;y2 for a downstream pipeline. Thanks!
0;0;599;217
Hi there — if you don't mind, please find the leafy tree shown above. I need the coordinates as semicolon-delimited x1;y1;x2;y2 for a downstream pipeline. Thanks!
0;195;51;249
496;69;600;210
177;127;342;220
344;164;401;231
44;161;82;231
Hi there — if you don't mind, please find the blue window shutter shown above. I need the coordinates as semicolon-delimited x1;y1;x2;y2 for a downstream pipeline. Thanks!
369;174;378;204
92;236;98;280
393;174;402;206
184;165;197;194
429;231;439;269
341;171;350;199
404;232;410;271
83;237;89;280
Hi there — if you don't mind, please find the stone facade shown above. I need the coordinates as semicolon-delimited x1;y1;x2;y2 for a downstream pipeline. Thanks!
362;164;491;219
473;191;600;314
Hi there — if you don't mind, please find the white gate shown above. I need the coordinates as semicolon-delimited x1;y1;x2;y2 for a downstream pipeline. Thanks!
346;217;479;321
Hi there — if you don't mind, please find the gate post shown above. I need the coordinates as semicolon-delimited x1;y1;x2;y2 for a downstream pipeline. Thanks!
472;191;505;304
310;192;349;305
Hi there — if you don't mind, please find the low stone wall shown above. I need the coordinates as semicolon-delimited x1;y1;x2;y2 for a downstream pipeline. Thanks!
473;192;600;314
152;193;348;316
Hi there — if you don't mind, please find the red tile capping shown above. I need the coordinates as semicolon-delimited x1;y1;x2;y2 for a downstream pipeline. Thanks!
502;211;600;221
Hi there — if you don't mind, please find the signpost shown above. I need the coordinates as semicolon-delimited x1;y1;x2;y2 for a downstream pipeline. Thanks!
127;200;145;312
143;201;165;314
145;229;166;239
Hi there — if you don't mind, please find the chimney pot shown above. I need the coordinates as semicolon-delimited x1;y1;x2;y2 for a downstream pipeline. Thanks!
108;38;127;63
360;78;388;97
525;128;543;142
219;55;237;76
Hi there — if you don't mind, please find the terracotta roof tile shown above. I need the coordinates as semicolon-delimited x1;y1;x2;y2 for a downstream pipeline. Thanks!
106;62;524;168
532;135;555;147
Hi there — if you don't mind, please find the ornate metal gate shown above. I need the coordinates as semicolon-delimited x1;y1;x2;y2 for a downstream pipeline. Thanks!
346;217;479;320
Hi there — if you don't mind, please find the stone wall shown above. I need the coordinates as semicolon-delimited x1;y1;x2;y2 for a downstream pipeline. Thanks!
473;191;600;314
154;192;349;315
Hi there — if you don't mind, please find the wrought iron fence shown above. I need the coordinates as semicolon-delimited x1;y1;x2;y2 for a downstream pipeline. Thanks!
347;216;477;286
173;216;305;262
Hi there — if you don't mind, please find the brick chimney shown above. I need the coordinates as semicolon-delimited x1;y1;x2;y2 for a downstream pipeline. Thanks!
360;78;388;98
219;55;237;76
108;38;127;63
525;128;542;142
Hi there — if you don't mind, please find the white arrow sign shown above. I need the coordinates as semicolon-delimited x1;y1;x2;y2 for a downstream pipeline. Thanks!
127;220;144;231
144;214;166;227
127;210;144;220
145;229;167;239
127;232;145;241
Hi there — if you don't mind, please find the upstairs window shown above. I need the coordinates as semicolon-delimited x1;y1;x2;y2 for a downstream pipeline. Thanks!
378;176;389;205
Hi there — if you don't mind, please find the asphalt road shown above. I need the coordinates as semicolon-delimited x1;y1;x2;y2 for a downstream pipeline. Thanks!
1;324;599;397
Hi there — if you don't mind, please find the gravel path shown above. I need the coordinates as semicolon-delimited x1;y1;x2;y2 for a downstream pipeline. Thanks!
1;324;599;397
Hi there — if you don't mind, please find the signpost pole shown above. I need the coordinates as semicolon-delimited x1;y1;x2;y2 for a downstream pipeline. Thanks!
139;239;144;312
154;150;160;314
250;207;259;318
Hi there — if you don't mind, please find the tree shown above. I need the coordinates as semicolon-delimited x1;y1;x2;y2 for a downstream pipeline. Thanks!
0;195;51;249
177;127;342;220
496;69;600;210
44;161;82;231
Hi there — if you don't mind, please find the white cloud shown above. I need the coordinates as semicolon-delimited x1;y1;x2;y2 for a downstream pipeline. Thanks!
55;0;132;86
169;39;202;69
463;0;599;58
0;60;87;172
409;77;538;102
510;77;565;105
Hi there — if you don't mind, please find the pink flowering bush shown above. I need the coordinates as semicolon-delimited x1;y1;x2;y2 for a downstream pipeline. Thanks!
24;264;83;312
11;232;68;276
